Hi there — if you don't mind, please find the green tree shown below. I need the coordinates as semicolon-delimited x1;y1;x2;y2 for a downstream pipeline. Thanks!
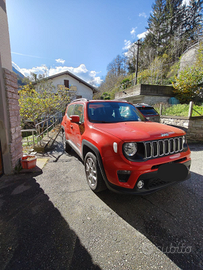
184;0;203;41
101;92;111;100
173;43;203;103
146;0;167;55
173;66;203;103
142;0;203;67
138;54;169;84
19;77;69;127
107;55;127;77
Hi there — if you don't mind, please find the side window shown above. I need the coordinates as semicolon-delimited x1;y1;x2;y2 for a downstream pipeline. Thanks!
73;104;84;123
67;104;75;118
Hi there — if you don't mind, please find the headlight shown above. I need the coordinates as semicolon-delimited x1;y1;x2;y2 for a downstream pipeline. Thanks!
123;142;137;157
183;135;187;148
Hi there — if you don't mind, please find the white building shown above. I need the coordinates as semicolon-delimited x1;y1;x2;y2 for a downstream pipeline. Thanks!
35;71;98;100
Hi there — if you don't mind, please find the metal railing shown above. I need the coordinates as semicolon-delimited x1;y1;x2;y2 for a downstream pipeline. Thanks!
35;112;63;145
21;111;63;148
21;129;37;148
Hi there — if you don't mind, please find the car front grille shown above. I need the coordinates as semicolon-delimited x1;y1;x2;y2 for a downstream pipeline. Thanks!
143;137;184;159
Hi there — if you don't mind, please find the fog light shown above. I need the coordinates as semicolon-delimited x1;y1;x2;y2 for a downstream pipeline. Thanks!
117;170;131;182
137;180;144;189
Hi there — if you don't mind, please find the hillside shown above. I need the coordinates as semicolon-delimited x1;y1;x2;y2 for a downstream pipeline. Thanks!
96;0;203;103
12;66;27;87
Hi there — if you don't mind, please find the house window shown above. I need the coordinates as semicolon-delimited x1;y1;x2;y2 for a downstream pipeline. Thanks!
64;80;69;88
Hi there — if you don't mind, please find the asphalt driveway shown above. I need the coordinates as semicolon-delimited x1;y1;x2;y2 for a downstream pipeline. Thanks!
0;132;203;269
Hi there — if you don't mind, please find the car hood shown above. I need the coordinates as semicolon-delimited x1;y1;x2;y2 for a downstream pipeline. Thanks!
93;121;185;141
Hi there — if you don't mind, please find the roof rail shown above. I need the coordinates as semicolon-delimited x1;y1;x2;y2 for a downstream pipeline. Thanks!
71;98;88;103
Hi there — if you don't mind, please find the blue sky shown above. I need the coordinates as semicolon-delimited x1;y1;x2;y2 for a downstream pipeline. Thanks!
6;0;159;85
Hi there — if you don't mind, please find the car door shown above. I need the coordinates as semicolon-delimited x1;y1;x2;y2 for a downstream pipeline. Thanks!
64;104;75;143
70;104;85;151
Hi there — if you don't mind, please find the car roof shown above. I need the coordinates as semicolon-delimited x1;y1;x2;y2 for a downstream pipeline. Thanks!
71;98;128;104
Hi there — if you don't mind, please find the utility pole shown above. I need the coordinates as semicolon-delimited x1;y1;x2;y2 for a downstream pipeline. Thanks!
134;39;141;85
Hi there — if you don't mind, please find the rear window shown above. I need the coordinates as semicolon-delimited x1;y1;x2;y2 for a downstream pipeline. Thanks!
137;107;159;116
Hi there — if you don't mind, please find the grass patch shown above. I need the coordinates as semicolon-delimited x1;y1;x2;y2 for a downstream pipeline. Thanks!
154;104;203;117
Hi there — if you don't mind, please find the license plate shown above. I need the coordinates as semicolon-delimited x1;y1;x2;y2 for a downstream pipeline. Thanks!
158;163;188;182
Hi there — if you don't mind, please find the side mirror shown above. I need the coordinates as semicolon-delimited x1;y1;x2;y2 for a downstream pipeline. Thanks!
70;115;80;123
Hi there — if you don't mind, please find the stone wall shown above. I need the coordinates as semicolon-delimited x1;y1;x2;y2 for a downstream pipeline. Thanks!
3;68;23;170
187;116;203;142
160;115;203;142
125;95;170;105
179;43;198;72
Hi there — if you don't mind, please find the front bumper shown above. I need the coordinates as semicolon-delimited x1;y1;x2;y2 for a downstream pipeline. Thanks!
104;160;191;195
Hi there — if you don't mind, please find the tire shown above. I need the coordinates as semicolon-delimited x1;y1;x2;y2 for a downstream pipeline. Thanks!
63;131;71;152
84;152;106;192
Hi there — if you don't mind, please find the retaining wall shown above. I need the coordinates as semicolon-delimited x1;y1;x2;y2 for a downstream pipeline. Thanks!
160;115;203;142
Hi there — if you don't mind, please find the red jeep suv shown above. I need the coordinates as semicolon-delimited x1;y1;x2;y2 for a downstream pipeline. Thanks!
61;99;191;194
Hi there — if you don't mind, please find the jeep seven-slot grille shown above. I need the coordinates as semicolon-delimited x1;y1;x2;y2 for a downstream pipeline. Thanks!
143;137;183;159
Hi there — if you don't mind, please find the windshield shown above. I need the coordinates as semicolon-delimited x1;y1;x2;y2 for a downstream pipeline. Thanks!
88;102;146;123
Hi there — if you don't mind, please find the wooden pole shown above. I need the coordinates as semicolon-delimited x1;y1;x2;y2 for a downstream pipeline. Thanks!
188;101;193;118
134;40;141;85
159;104;163;116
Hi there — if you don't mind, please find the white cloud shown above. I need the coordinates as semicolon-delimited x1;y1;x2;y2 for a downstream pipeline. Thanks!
130;27;137;37
55;58;65;64
11;51;42;59
14;62;102;86
124;43;137;59
20;65;48;77
139;12;147;18
123;40;132;51
137;30;149;40
182;0;190;5
67;64;88;74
